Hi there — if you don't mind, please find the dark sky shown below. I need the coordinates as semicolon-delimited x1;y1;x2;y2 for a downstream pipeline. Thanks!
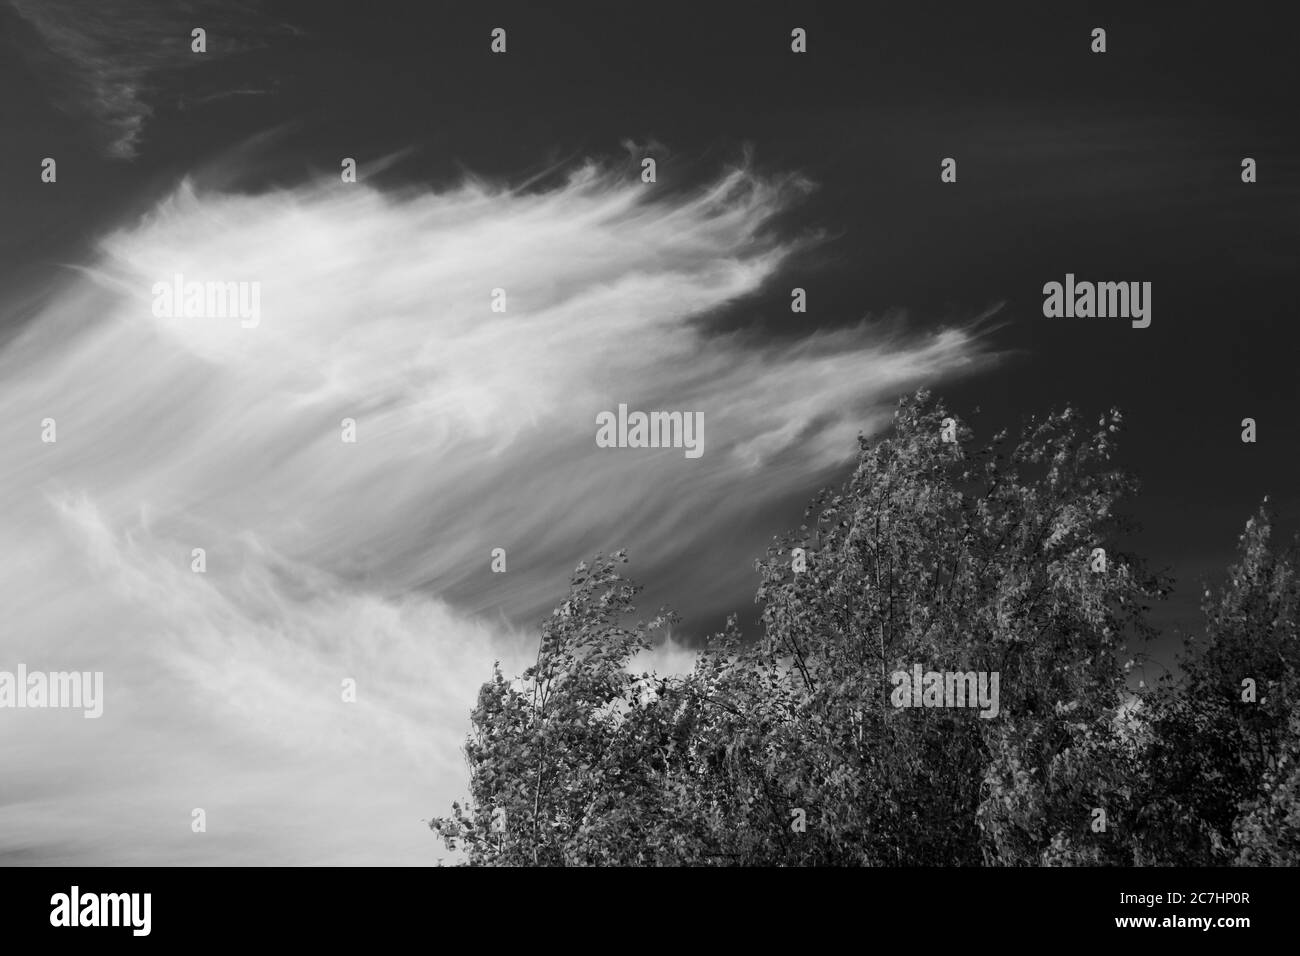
3;0;1297;671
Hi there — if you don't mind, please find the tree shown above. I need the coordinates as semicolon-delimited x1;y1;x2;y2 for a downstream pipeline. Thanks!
734;389;1166;864
429;551;681;865
431;389;1300;866
1136;502;1300;865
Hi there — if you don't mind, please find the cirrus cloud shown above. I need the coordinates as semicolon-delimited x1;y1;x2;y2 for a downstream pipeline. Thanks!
0;156;1000;863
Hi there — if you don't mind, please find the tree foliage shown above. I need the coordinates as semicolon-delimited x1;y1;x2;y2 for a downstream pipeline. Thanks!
431;390;1299;865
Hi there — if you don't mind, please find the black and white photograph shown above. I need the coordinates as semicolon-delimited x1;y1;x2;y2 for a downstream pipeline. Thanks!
0;0;1295;939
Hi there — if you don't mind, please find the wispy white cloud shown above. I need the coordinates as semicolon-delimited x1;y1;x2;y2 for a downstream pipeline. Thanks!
0;158;998;863
7;0;275;159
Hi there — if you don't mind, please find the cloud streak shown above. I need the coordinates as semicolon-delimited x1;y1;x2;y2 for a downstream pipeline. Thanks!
6;0;275;159
0;157;997;863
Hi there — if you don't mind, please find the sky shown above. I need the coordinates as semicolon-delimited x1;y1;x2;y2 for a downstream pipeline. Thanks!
1;1;1297;864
